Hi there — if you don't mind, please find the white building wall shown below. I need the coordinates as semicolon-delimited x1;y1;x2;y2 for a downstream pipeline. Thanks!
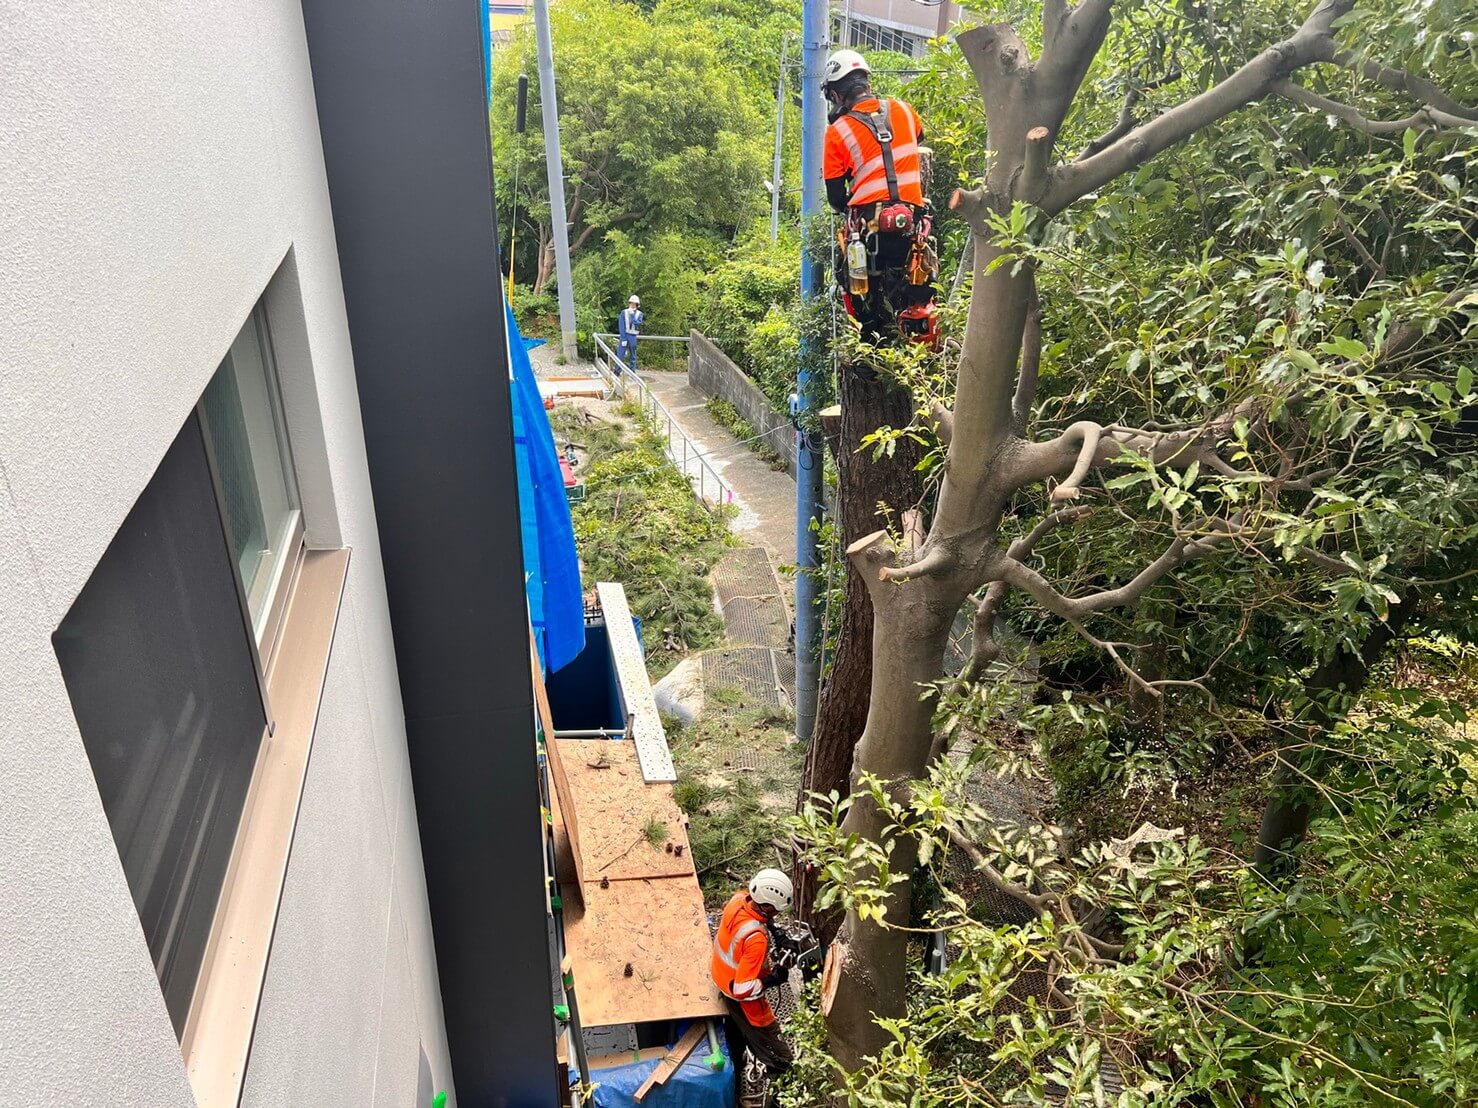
0;2;453;1104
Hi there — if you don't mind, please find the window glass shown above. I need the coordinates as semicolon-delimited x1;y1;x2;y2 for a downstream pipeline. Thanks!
200;309;300;630
53;414;268;1036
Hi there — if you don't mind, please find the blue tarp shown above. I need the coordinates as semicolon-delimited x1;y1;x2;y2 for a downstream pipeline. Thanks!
508;303;586;673
579;1023;736;1108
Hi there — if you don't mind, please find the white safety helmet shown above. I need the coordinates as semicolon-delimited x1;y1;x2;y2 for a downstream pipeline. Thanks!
749;868;794;912
628;294;641;306
822;49;870;89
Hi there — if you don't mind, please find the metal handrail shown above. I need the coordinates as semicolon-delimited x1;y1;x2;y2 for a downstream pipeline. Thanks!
591;333;733;513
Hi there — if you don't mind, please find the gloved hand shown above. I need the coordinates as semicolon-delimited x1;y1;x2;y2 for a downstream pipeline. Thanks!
760;968;788;991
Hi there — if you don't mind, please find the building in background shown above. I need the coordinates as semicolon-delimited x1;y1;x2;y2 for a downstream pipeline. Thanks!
1;1;553;1105
832;0;963;58
490;0;534;44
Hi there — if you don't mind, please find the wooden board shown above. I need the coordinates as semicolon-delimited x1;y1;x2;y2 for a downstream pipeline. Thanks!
634;1024;707;1102
533;635;588;889
562;875;726;1027
557;740;693;881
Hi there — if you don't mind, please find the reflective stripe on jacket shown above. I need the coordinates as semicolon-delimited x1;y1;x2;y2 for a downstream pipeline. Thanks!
710;890;777;1027
823;97;925;208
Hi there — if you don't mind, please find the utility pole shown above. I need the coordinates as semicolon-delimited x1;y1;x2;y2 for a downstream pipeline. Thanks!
533;0;579;364
793;0;827;743
769;35;789;245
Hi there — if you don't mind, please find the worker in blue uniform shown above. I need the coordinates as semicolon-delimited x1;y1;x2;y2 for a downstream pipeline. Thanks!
616;294;643;375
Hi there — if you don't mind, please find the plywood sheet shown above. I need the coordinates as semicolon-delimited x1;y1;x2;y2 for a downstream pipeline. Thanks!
557;739;693;880
534;637;588;888
562;875;726;1026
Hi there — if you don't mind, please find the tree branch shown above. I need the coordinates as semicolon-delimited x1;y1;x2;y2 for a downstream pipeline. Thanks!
1273;78;1478;134
1009;398;1259;492
948;188;993;234
1018;126;1054;203
1008;506;1096;560
997;525;1235;620
1011;288;1043;434
1074;68;1184;161
1042;0;1352;216
932;401;954;446
1048;420;1103;501
1332;49;1478;122
1077;85;1143;161
946;823;1050;912
964;507;1094;681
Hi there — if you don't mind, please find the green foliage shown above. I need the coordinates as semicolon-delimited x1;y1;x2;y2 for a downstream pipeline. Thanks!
671;704;799;907
774;0;1478;1102
490;0;770;338
641;816;669;846
790;689;1478;1105
694;229;805;407
704;397;789;470
556;403;731;665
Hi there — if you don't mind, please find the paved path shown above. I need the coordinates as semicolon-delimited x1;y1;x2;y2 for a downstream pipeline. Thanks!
524;336;598;379
638;370;797;564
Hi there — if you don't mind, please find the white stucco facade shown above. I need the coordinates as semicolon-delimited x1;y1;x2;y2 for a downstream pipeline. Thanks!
0;2;453;1103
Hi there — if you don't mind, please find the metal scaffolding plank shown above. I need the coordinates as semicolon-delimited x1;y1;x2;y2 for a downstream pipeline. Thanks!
596;582;676;783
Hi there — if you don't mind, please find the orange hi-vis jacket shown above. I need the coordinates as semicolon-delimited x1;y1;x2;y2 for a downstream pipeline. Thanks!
823;97;925;208
710;890;777;1027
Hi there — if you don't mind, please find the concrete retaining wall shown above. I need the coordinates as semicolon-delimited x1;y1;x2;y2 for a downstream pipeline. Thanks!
687;331;797;478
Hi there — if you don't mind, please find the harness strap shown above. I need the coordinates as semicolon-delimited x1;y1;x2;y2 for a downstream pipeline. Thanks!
846;99;901;205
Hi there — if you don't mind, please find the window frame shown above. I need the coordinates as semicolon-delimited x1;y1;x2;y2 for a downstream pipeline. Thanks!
197;305;310;730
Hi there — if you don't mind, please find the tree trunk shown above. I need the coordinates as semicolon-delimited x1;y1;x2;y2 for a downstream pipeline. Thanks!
824;574;964;1069
794;369;927;938
532;230;554;297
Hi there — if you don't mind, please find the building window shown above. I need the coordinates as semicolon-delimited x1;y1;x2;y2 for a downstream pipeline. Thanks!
833;17;926;58
199;305;302;651
52;303;302;1037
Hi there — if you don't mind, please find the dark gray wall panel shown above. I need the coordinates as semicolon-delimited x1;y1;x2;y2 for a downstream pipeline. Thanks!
297;1;558;1103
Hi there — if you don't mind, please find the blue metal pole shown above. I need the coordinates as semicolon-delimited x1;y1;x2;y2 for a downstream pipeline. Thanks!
794;0;827;743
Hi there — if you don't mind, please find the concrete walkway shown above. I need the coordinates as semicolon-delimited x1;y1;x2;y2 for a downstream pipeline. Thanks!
638;370;797;563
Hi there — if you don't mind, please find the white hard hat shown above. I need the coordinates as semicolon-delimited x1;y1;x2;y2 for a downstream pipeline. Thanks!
823;49;870;88
628;295;641;305
749;868;794;912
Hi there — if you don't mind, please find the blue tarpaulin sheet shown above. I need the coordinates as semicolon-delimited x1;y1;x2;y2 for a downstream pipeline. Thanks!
578;1023;736;1108
508;302;586;673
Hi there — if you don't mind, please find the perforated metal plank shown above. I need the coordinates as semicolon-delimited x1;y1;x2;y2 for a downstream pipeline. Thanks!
596;582;676;783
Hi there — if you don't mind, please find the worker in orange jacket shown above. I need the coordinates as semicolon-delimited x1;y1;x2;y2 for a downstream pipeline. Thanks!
822;49;939;347
711;868;796;1076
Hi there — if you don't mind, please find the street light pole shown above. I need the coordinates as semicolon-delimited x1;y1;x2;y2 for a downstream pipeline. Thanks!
793;0;827;743
533;0;579;364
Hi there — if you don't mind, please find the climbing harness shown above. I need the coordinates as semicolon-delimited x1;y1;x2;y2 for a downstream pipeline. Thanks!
832;99;940;349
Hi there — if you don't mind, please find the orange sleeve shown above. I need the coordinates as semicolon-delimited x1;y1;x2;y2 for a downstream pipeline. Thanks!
823;124;851;181
732;928;770;989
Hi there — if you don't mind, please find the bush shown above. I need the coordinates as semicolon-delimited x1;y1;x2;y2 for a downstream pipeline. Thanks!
560;405;731;668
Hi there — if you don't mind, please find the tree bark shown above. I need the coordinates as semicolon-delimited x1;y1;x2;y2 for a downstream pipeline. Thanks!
825;561;964;1068
794;369;927;938
532;230;555;298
